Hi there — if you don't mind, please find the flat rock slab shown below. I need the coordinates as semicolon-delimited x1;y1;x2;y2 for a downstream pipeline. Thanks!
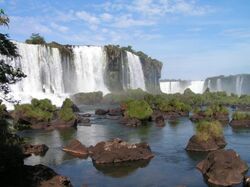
197;149;248;186
88;138;154;164
63;139;88;158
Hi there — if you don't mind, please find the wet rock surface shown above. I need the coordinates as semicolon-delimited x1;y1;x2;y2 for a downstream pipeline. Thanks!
22;144;49;157
185;135;226;152
155;115;165;127
88;138;154;164
120;117;142;127
63;139;88;158
197;149;248;186
230;119;250;128
95;109;109;115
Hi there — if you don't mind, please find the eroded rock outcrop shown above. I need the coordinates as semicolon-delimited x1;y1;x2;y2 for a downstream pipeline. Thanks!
88;138;154;164
197;149;248;186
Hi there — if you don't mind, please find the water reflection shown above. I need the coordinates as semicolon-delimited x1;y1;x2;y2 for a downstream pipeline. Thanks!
93;160;151;178
17;107;250;187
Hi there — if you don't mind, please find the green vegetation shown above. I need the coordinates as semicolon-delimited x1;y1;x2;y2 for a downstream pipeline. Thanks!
59;98;76;122
25;33;46;45
194;104;229;117
46;41;72;56
71;91;103;105
124;100;153;120
0;100;6;118
195;121;223;141
0;9;9;26
14;98;56;122
0;9;26;97
232;112;250;120
103;89;147;104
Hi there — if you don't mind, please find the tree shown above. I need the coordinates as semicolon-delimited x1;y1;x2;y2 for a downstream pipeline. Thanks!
0;9;9;26
0;9;26;101
25;33;46;44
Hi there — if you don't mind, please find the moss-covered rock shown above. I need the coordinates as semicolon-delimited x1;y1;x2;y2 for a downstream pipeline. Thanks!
124;100;153;120
71;91;103;105
186;121;226;152
13;99;56;128
59;98;77;122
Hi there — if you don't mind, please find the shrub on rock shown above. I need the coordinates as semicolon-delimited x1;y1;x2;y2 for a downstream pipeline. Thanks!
124;100;153;120
59;99;77;122
186;121;226;151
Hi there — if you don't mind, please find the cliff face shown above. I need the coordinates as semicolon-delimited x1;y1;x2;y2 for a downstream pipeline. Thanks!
204;74;250;95
104;45;162;93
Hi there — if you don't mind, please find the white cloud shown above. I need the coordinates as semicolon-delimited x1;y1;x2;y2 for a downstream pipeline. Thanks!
100;13;113;22
10;16;52;35
76;11;100;25
50;22;69;33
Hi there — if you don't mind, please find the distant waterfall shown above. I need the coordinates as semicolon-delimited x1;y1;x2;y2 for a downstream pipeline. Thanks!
161;75;250;96
160;80;204;94
236;76;244;96
126;51;146;90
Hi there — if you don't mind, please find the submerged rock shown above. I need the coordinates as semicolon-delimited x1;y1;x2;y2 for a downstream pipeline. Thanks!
155;115;165;127
88;138;154;164
22;144;49;157
63;139;88;158
108;108;122;116
197;149;248;186
95;109;108;115
185;135;226;152
120;117;142;127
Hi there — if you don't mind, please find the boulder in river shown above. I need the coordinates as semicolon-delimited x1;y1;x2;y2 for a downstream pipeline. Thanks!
63;139;88;158
22;144;49;157
108;108;122;116
120;117;142;127
197;149;248;186
95;109;109;115
155;115;165;127
88;138;154;164
185;135;226;152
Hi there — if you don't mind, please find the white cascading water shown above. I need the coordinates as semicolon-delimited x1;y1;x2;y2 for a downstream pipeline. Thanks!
72;46;109;93
126;51;146;90
1;42;110;109
160;81;204;94
236;76;244;96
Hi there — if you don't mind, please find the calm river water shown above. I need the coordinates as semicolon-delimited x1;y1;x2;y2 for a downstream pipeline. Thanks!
18;105;250;187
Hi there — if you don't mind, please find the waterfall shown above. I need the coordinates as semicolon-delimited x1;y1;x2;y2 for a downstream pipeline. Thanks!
72;46;109;93
236;76;244;96
126;51;146;90
160;80;204;94
1;42;110;109
0;42;152;109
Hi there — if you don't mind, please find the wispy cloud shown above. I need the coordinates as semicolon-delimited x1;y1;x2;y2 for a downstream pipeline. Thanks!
222;28;250;39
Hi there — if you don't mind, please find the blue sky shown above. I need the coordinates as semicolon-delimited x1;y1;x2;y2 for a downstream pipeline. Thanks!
0;0;250;80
